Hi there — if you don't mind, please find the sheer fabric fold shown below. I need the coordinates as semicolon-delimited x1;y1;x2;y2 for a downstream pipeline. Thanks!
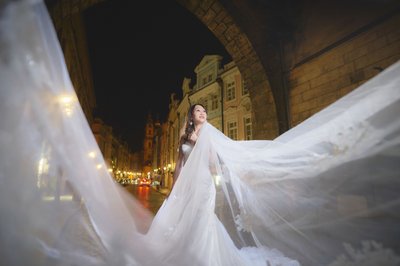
1;1;400;265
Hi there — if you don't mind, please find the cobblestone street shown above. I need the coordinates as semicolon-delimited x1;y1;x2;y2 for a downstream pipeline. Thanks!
125;185;166;215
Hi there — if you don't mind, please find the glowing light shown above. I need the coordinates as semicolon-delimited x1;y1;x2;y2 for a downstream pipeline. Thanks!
96;164;102;169
88;151;96;158
37;157;49;176
37;156;49;188
60;96;73;104
58;94;76;117
42;196;55;201
108;168;113;172
60;195;73;201
214;175;221;186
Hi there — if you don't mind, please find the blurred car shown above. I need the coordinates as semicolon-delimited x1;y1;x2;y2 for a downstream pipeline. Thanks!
139;178;151;186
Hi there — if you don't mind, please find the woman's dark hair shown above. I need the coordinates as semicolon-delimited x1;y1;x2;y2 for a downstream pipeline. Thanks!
179;104;206;145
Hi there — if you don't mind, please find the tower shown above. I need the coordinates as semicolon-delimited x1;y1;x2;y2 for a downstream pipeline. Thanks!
142;113;154;176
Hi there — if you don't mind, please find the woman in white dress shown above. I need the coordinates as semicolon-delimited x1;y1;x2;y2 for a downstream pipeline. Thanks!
172;104;207;190
147;103;299;265
1;1;400;266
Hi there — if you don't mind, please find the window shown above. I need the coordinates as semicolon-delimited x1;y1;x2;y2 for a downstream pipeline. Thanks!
208;74;212;82
202;77;207;86
211;94;218;110
242;79;249;95
227;121;237;140
226;81;236;101
244;117;252;140
203;99;208;111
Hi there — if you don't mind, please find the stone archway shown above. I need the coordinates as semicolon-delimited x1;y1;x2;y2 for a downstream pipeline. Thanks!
48;0;400;141
176;0;279;139
47;0;280;140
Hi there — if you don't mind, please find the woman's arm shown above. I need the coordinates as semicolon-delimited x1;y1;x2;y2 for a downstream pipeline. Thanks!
172;148;184;190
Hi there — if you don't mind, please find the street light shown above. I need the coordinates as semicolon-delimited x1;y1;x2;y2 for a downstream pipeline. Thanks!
58;94;76;117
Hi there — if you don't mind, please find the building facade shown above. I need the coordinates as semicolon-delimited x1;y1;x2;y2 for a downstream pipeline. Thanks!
143;114;154;176
152;55;253;190
91;118;140;181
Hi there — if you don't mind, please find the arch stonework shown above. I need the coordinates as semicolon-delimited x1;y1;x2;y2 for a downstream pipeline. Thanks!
48;0;400;141
47;0;279;140
175;0;279;139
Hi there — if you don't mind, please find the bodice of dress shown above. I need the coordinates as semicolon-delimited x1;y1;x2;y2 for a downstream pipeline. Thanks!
181;142;194;163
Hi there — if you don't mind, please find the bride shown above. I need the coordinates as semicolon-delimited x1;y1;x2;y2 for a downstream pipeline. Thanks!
1;1;399;265
147;103;300;265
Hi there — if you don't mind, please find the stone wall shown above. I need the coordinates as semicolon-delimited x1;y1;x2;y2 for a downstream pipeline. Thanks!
289;11;400;126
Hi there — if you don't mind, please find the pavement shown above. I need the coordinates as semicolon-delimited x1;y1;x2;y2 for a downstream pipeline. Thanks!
153;186;170;196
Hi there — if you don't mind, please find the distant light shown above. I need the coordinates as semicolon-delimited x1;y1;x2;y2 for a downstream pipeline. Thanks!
96;164;102;169
42;196;55;201
60;195;73;201
60;95;73;104
214;175;221;186
59;94;76;117
88;151;96;158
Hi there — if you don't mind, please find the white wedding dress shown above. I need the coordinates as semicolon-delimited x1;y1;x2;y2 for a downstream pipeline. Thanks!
1;1;400;266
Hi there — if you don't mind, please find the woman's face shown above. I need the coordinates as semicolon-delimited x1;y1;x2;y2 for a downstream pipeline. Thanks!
192;105;207;126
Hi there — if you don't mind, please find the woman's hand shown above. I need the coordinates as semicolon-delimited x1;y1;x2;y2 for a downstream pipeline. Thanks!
189;131;198;143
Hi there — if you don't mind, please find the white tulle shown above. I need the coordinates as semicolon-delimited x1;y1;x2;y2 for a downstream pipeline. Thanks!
1;1;400;266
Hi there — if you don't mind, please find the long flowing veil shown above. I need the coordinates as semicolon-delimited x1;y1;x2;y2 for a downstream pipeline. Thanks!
1;1;400;266
0;1;158;265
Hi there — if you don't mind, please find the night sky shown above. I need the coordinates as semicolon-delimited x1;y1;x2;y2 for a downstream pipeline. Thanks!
83;0;231;152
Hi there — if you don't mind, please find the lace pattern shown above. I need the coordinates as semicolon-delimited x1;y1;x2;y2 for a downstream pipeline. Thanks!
328;241;400;266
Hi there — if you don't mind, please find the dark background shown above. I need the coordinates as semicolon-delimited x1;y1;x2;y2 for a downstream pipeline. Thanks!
83;0;231;152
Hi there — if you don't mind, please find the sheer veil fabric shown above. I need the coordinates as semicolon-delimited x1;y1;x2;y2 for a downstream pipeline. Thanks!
1;1;400;266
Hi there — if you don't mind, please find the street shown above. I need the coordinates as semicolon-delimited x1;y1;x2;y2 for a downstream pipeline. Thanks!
125;185;166;215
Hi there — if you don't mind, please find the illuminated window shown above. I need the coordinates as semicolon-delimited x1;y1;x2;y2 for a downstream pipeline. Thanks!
226;81;236;101
242;79;249;95
211;95;218;110
227;121;237;140
244;117;252;140
200;99;208;111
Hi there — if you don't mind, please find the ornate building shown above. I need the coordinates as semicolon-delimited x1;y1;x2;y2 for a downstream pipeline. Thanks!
190;55;223;131
220;61;253;140
154;55;253;190
190;55;253;140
